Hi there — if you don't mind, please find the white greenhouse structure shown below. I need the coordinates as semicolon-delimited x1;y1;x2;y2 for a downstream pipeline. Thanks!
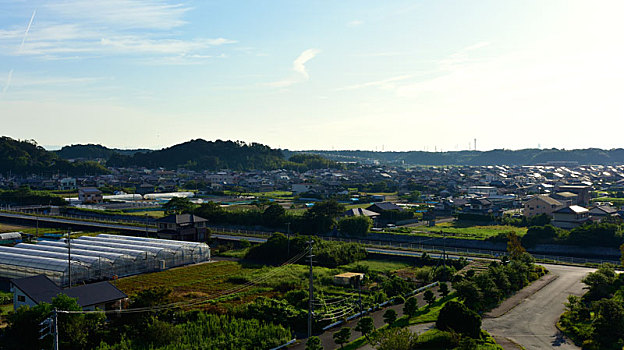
0;234;210;287
0;251;90;287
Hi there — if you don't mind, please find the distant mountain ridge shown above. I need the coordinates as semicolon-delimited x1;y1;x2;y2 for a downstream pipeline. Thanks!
289;148;624;166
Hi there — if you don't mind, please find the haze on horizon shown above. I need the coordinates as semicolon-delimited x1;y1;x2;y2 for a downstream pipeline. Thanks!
1;0;623;152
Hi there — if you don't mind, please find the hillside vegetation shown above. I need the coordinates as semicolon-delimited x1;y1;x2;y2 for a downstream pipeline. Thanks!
106;139;343;171
0;137;108;176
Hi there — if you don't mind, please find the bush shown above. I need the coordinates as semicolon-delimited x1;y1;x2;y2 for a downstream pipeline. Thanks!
436;301;482;338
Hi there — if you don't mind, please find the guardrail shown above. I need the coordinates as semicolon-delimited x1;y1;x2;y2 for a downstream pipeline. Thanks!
269;338;297;350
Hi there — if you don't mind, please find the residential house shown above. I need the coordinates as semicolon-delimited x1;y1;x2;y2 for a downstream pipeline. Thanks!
156;214;209;241
523;195;564;217
552;205;590;229
11;275;127;311
78;187;103;204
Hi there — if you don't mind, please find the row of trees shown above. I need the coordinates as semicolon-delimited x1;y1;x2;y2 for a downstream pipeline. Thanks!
521;222;624;248
454;251;545;312
0;186;67;206
190;198;372;236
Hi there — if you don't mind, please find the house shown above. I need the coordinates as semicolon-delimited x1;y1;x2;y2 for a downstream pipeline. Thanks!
342;208;380;219
59;177;76;191
11;275;127;311
367;202;404;213
156;214;208;241
552;205;590;229
523;195;564;217
333;272;365;286
467;186;499;197
556;185;591;206
78;187;103;204
589;205;620;222
551;192;578;206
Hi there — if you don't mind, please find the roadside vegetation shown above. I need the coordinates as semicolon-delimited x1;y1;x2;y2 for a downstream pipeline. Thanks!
559;264;624;349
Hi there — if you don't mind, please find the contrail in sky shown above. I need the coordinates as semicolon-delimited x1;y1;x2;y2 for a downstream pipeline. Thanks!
3;8;36;97
20;8;37;52
2;70;13;95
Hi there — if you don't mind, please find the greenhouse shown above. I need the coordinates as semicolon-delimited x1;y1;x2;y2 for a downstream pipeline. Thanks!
76;236;178;269
0;251;90;287
14;243;138;277
97;234;211;263
37;240;157;273
0;246;114;279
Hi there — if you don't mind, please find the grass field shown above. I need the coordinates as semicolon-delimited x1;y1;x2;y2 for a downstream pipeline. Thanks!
417;222;527;239
123;210;166;218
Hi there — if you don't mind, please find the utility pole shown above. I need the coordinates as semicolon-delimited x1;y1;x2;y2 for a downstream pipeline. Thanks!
39;309;59;350
307;239;315;339
442;230;447;268
53;309;59;350
286;222;291;257
145;214;149;238
66;228;71;288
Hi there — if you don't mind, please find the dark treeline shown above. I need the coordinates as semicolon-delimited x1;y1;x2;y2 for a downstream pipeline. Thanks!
0;137;109;176
56;144;149;159
105;139;343;171
292;148;624;165
0;187;67;206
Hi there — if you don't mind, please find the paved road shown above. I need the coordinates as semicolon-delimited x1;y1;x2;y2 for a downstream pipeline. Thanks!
482;264;592;350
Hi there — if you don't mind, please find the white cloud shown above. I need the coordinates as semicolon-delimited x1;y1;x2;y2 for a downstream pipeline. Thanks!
347;20;363;27
267;48;321;87
0;1;235;61
43;0;190;30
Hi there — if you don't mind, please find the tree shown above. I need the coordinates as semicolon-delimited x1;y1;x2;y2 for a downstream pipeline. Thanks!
333;327;351;349
436;301;482;338
370;327;417;350
439;282;450;298
403;297;419;318
506;231;526;259
383;309;397;325
162;197;195;215
262;202;286;227
355;316;375;342
338;216;372;236
424;290;436;306
305;336;323;350
453;280;482;311
592;299;624;347
302;199;345;234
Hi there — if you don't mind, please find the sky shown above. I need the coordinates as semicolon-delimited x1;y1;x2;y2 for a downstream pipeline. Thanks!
0;0;623;152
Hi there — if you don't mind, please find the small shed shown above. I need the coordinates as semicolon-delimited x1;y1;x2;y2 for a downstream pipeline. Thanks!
333;272;365;286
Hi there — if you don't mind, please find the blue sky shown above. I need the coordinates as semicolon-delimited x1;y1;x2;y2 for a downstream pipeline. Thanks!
1;0;623;151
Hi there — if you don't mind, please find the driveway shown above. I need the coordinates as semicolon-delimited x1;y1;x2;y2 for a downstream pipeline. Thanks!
482;264;593;350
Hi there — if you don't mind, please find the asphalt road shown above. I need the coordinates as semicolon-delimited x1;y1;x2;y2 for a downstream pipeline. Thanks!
482;264;593;350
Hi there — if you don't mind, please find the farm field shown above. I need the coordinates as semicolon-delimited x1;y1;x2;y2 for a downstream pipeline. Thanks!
114;258;420;314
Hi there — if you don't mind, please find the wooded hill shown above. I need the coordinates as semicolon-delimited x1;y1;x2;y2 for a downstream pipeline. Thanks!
55;144;148;160
105;139;344;171
0;137;108;176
